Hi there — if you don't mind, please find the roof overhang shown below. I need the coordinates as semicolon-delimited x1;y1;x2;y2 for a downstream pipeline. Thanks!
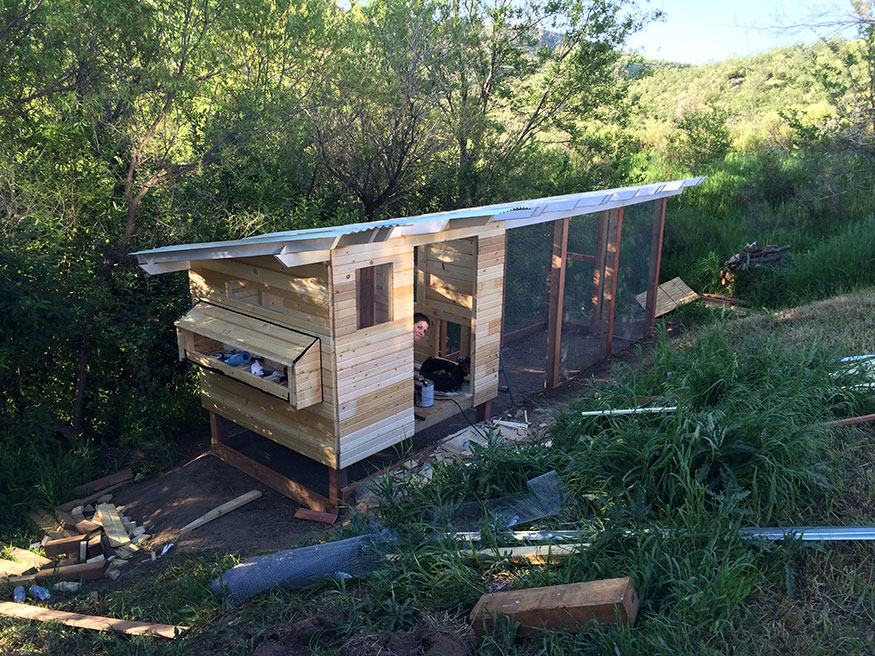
133;177;704;274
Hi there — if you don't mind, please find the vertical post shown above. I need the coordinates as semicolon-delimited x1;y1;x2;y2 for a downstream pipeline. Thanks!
644;198;667;334
589;211;610;333
476;400;492;422
328;468;348;510
599;208;624;359
438;320;448;357
545;217;569;388
210;412;230;449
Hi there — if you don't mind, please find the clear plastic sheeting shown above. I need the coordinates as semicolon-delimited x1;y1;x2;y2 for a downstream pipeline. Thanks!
210;528;396;605
432;470;565;532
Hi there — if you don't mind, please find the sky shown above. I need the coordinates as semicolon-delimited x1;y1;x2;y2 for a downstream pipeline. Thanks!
625;0;860;65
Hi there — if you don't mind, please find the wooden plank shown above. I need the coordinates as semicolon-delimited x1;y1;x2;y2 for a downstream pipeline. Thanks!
8;560;108;583
0;602;188;639
177;490;262;536
469;578;639;637
94;505;130;548
42;535;87;558
599;208;624;359
545;219;566;390
293;508;338;524
0;558;35;577
71;469;134;496
58;481;131;513
644;197;667;332
589;210;609;333
6;547;50;570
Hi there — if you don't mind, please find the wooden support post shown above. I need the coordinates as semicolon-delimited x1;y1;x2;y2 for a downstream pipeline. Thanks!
328;468;348;508
476;400;492;422
545;217;569;388
438;320;448;357
599;208;624;360
589;211;610;333
644;198;667;335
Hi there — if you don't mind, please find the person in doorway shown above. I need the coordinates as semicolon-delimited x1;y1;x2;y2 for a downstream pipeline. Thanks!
413;312;430;342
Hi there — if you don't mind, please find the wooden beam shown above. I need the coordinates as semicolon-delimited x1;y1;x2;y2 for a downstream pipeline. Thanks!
589;210;610;333
57;481;131;513
178;490;262;536
644;197;667;334
6;547;50;570
71;469;134;496
0;559;35;577
95;505;130;548
0;602;188;639
599;208;624;359
566;251;596;263
502;321;545;344
545;218;569;388
8;560;107;583
42;535;87;558
469;577;639;637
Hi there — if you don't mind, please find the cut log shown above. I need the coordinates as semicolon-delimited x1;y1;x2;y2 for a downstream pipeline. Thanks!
470;577;639;637
0;602;188;639
177;490;262;536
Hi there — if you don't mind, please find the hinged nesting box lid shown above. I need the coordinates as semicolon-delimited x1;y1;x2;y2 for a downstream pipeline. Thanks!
175;302;322;408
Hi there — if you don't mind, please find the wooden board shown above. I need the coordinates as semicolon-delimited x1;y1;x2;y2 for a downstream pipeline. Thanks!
95;505;130;548
178;490;262;536
6;547;50;570
635;276;698;317
8;560;108;583
0;558;35;577
71;469;134;495
0;602;188;639
42;535;87;558
470;577;639;637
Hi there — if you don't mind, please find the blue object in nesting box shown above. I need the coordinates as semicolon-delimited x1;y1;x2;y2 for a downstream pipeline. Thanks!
225;351;252;366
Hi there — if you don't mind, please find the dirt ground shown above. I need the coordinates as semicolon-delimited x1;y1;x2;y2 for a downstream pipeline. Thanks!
107;333;659;565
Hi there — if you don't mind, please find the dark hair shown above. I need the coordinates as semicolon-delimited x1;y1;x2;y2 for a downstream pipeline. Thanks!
413;312;430;326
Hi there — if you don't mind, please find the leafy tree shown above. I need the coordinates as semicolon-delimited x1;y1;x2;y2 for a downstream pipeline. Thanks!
667;103;731;175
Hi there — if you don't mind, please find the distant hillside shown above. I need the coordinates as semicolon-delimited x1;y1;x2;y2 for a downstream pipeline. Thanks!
628;40;844;131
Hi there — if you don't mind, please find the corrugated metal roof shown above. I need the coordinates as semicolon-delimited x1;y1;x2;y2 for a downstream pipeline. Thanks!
133;177;703;273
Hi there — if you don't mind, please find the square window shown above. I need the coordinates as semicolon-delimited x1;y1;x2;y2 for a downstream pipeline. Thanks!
356;263;393;329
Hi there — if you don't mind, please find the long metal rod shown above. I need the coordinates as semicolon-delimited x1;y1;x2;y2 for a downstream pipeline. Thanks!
580;406;677;417
453;526;875;543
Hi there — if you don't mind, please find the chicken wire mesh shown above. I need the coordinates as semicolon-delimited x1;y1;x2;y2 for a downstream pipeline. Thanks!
501;201;660;396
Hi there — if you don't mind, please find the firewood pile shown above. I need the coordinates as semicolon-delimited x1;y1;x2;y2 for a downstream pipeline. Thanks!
720;242;791;285
1;469;150;592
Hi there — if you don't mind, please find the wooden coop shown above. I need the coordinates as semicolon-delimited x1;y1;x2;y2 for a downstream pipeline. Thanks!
134;177;702;511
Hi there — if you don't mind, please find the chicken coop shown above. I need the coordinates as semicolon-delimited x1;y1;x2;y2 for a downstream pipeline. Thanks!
133;177;702;510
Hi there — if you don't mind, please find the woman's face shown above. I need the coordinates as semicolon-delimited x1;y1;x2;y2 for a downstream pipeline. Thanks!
413;320;429;342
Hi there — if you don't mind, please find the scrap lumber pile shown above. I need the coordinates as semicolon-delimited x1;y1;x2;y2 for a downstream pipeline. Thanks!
4;469;148;588
720;242;790;284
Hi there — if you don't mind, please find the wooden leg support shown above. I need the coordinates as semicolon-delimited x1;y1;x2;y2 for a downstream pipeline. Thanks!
209;412;335;513
476;400;492;422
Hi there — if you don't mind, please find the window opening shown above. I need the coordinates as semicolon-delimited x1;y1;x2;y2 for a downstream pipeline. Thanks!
357;263;393;329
